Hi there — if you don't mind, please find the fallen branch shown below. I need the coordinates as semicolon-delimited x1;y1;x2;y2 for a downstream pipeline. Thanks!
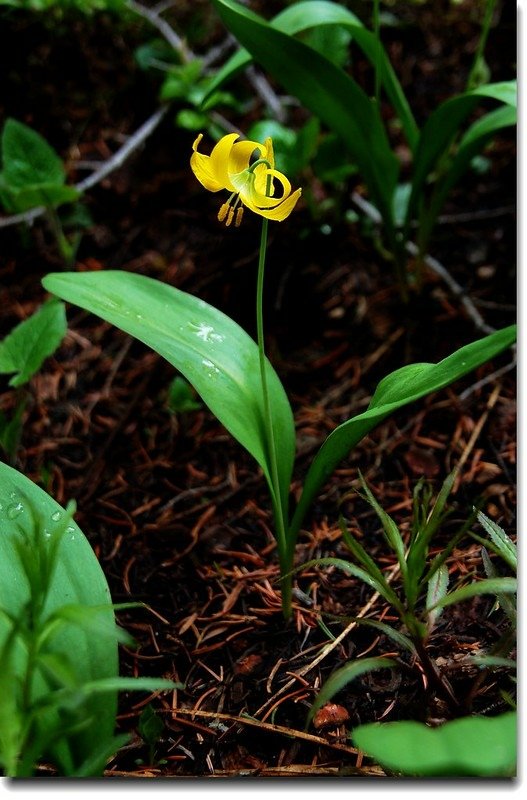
351;191;495;336
0;105;170;230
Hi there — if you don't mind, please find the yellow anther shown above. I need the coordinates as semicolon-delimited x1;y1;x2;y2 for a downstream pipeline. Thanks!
235;206;244;227
225;206;235;227
217;202;229;222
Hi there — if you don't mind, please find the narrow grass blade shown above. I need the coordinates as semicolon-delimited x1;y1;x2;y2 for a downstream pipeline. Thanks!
429;578;517;611
476;511;517;572
308;657;397;727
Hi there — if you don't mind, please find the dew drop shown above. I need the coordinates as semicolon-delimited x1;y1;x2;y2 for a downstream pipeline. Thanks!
51;510;62;522
6;502;24;520
189;322;225;344
201;358;220;378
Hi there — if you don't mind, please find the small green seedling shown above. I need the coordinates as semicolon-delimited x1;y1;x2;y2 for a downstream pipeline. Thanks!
305;473;516;721
136;704;167;767
166;376;202;415
0;462;178;777
0;118;82;263
0;298;67;461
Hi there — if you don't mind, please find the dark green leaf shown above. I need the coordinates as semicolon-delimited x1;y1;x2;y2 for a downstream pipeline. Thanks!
42;270;295;516
0;180;79;213
288;326;516;549
1;118;65;189
210;0;399;227
308;657;396;726
0;463;118;775
207;0;418;151
0;299;67;388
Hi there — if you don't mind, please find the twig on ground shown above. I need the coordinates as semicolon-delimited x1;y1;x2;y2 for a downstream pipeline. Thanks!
253;563;400;719
350;192;495;336
458;356;516;401
126;0;193;63
405;241;495;336
246;66;287;123
0;106;170;230
166;707;364;760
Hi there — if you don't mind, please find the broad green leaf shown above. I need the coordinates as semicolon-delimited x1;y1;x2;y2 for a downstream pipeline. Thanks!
288;325;516;548
207;1;418;151
352;712;516;776
430;577;517;611
0;463;117;775
308;657;396;726
42;270;295;514
210;0;399;229
472;80;517;108
0;118;66;189
0;298;67;387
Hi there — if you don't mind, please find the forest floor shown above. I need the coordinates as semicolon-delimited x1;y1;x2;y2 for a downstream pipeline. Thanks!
0;0;516;778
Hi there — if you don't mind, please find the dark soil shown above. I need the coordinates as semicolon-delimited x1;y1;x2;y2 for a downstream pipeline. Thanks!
0;0;516;778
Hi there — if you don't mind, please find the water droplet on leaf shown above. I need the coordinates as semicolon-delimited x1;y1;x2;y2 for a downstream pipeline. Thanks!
6;502;24;520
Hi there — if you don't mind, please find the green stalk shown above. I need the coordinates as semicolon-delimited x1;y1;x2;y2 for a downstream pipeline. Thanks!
255;218;292;619
373;0;381;106
467;0;498;91
46;205;75;265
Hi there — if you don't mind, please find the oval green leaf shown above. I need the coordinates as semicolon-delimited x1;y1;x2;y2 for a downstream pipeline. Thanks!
42;270;295;512
352;712;517;776
288;325;516;548
0;462;118;775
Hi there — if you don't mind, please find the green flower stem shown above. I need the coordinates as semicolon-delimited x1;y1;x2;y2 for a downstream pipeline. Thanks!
373;0;381;106
256;217;292;619
46;205;75;265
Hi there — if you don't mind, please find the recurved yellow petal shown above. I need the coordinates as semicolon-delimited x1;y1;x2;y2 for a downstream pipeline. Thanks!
190;134;225;192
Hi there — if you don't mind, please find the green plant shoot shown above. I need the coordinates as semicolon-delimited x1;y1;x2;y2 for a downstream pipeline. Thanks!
43;220;515;619
0;462;178;777
0;118;81;262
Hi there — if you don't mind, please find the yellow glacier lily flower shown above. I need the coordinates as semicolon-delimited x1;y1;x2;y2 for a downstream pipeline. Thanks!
191;132;301;226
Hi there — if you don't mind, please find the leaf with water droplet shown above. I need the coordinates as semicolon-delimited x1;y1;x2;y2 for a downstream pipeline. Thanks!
6;501;23;520
0;461;118;775
42;270;296;512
